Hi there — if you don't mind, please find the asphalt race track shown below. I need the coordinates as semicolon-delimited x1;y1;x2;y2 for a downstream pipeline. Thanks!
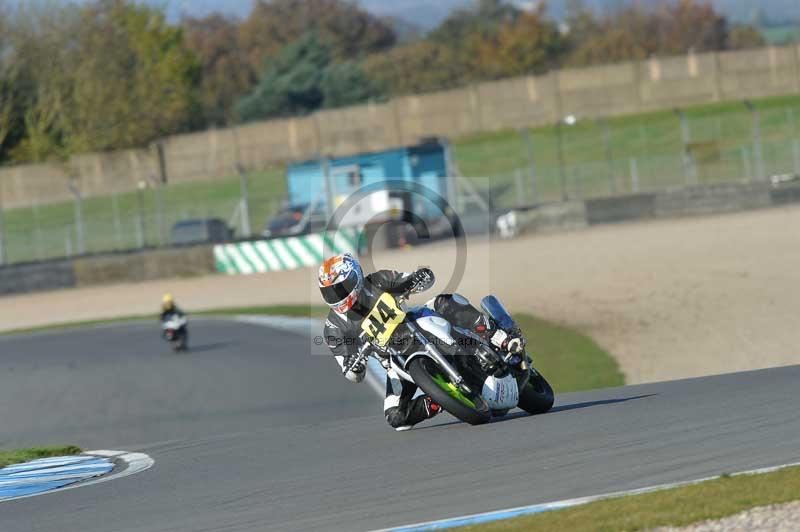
1;319;799;532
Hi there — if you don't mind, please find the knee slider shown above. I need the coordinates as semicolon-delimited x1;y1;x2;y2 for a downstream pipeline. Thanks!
384;407;406;428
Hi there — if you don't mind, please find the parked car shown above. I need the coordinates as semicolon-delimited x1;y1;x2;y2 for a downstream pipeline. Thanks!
263;204;327;238
170;218;233;245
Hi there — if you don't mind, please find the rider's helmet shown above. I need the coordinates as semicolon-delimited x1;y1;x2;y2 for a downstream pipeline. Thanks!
318;253;363;314
162;293;175;312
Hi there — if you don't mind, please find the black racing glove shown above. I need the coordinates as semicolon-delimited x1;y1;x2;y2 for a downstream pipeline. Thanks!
342;349;368;383
408;268;435;294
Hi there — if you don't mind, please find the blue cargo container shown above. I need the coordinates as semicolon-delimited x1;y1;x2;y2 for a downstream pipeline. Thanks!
285;139;452;213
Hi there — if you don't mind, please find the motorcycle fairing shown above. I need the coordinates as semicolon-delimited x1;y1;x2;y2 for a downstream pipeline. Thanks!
414;315;456;347
481;374;519;409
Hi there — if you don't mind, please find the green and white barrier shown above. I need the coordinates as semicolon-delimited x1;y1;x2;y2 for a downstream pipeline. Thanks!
214;228;361;275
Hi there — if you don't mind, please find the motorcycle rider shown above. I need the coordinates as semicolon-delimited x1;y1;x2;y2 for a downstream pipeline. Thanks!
319;253;526;431
159;293;184;322
159;293;188;349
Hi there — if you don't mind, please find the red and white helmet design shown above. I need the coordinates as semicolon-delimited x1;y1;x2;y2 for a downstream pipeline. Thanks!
318;253;363;314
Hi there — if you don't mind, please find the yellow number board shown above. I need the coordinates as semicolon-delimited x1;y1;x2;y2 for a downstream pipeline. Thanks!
361;292;406;347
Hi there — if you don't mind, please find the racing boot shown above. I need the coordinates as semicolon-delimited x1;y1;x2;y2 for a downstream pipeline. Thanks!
394;396;442;431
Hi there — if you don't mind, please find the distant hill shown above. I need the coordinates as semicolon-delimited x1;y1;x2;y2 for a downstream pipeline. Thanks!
49;0;796;29
361;0;800;29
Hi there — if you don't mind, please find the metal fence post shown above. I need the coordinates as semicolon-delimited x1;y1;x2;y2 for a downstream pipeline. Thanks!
520;128;537;203
675;109;696;186
136;180;147;248
513;169;526;207
556;122;567;201
0;203;6;265
754;109;765;181
789;107;799;177
111;189;123;249
32;202;43;260
0;185;6;265
601;118;616;194
793;139;800;176
149;175;165;246
745;101;765;181
65;227;73;257
134;216;144;248
630;158;640;193
67;179;85;255
741;147;753;182
237;163;251;238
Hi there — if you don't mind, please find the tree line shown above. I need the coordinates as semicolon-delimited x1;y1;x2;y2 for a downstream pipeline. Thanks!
0;0;766;164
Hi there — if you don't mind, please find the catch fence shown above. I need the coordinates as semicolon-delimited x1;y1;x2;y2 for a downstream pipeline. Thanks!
1;103;800;265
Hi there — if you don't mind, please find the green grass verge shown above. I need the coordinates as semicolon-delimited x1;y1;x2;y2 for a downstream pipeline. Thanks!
514;314;624;393
0;446;83;468
2;305;623;394
457;465;800;532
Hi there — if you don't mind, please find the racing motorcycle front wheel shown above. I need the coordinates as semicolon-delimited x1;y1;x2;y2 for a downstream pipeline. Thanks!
407;357;491;426
517;369;554;415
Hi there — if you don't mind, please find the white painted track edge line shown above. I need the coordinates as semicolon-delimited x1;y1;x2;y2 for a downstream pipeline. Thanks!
0;450;154;504
374;459;800;532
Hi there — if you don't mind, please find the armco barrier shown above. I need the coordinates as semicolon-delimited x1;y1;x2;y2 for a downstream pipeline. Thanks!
513;201;588;234
0;259;76;296
72;245;216;287
213;228;361;275
654;183;772;218
768;182;800;205
585;194;657;225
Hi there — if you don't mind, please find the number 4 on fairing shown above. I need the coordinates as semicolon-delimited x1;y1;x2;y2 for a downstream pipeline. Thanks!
361;292;406;347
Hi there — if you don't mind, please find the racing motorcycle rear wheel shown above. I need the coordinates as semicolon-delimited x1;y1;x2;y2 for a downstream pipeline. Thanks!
407;357;491;426
517;369;554;415
172;329;189;352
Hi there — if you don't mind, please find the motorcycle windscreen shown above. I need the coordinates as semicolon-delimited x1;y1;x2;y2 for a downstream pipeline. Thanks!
480;295;516;331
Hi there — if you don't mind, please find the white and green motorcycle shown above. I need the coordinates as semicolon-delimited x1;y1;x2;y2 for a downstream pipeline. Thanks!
359;293;554;425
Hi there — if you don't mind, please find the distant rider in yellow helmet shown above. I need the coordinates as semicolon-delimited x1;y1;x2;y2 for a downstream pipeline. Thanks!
159;293;184;322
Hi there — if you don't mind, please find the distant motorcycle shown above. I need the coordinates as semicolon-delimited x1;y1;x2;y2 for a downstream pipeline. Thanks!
162;313;189;352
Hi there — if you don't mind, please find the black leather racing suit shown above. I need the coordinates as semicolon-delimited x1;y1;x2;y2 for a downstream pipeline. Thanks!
159;306;185;322
323;269;488;429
